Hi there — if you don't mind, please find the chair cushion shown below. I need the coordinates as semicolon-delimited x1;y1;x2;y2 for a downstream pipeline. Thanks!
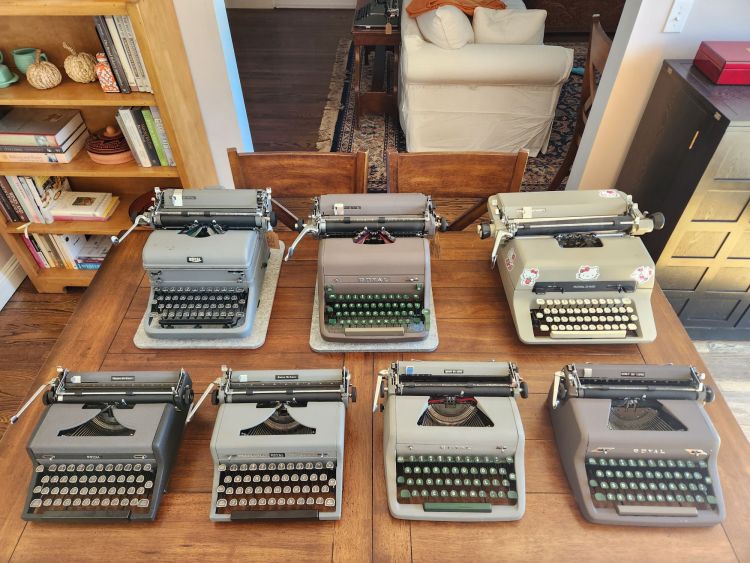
473;8;546;45
416;5;475;49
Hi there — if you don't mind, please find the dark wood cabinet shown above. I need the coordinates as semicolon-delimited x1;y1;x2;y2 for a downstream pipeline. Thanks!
617;60;750;339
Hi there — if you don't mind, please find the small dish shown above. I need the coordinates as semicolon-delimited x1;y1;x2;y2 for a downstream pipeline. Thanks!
0;73;20;88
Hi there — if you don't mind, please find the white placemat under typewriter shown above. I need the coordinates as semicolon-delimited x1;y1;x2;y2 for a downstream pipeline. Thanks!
309;283;439;353
133;242;284;350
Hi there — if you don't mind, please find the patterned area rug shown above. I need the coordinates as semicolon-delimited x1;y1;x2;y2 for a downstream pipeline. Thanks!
317;39;586;192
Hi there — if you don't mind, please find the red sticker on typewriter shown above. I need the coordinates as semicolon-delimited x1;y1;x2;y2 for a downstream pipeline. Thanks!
519;267;539;286
598;189;619;198
630;265;654;285
504;248;516;272
576;265;600;281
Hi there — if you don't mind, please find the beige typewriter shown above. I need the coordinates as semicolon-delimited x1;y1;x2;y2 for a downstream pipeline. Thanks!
286;193;445;343
478;190;664;344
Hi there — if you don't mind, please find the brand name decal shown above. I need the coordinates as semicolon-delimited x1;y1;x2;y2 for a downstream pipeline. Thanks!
111;375;135;381
187;256;203;263
275;374;299;380
358;277;390;283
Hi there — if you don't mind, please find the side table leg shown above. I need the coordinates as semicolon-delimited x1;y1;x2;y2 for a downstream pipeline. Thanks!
354;44;362;130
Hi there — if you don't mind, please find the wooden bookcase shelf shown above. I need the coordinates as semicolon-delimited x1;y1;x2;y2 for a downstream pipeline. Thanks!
0;0;217;293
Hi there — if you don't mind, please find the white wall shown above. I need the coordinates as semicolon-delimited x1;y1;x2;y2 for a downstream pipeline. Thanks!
226;0;355;8
0;237;25;310
568;0;750;190
174;0;253;188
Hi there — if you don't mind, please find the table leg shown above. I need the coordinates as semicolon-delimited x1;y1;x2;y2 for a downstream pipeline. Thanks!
353;44;362;130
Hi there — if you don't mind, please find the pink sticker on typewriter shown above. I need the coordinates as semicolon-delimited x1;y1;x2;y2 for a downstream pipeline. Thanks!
598;189;619;198
504;248;516;272
519;267;539;286
630;265;654;285
576;265;600;281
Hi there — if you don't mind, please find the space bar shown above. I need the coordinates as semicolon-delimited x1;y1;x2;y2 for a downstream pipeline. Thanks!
161;318;236;326
345;327;405;336
423;502;492;513
38;510;131;519
616;505;698;517
550;329;626;339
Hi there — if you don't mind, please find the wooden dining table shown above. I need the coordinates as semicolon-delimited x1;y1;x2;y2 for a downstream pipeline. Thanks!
0;230;748;562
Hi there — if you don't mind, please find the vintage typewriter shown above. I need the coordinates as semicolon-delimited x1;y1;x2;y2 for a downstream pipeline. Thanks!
354;0;400;30
549;363;725;526
15;367;193;521
286;193;445;343
207;365;356;521
114;186;276;339
478;189;665;344
375;360;528;521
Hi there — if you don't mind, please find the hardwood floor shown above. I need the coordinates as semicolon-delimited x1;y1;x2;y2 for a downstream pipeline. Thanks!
227;8;353;151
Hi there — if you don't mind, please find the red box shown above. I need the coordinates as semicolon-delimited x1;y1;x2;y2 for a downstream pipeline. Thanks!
693;41;750;85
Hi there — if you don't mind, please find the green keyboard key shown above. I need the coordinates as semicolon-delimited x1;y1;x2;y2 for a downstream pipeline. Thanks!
423;503;492;513
397;476;405;485
508;491;518;500
400;490;411;499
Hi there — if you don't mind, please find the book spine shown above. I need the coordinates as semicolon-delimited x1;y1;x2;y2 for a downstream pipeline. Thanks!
115;114;143;166
0;188;14;222
23;176;52;224
150;107;175;166
129;108;160;166
0;144;66;154
52;235;76;268
141;108;168;166
0;176;23;221
33;234;58;268
48;235;71;269
94;16;130;94
0;133;64;147
75;262;103;270
118;109;150;167
105;16;138;91
22;234;48;269
10;176;41;223
114;16;152;93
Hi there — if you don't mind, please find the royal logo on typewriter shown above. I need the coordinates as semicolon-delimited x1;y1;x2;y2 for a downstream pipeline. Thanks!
575;265;600;281
186;256;203;264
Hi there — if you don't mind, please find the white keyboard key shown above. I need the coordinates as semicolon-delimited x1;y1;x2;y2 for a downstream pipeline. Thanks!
540;325;550;332
30;499;42;508
325;498;335;507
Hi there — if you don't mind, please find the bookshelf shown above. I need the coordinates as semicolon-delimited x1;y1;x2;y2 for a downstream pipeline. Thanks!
0;0;217;293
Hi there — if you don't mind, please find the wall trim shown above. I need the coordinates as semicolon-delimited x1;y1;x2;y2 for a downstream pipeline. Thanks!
225;0;274;7
225;0;354;7
0;256;26;311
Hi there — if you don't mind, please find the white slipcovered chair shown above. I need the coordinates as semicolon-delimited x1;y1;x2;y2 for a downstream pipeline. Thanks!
398;0;574;156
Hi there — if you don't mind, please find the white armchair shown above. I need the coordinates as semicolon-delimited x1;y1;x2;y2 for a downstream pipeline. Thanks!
398;0;574;156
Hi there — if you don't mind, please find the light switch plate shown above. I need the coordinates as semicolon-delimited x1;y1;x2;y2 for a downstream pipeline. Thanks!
663;0;694;33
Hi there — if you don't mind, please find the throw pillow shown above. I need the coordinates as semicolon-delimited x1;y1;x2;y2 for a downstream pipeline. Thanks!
472;8;546;45
416;5;475;49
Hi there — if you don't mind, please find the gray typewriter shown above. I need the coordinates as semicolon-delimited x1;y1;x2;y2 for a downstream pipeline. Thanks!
375;360;528;521
18;367;193;521
549;363;725;527
286;193;446;343
478;189;665;344
114;187;276;339
208;365;355;521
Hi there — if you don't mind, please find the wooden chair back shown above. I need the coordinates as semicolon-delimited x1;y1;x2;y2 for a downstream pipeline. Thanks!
550;14;612;190
386;150;528;231
227;149;369;228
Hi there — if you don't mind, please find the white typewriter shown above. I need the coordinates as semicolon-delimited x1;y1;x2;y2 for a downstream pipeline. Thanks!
207;365;356;521
478;189;665;344
114;187;276;339
285;193;446;343
375;360;528;521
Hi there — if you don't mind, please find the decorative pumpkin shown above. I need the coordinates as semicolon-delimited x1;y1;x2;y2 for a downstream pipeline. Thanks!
62;42;97;83
26;49;61;90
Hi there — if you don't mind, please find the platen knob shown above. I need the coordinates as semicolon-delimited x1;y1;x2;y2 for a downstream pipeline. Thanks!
269;211;277;228
478;222;492;240
440;217;448;232
520;381;529;399
650;212;665;231
705;386;715;404
351;386;358;403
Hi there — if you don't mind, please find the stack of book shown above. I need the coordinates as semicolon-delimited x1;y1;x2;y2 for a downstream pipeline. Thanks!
23;233;113;271
0;108;89;164
94;15;152;93
0;175;118;224
117;106;175;167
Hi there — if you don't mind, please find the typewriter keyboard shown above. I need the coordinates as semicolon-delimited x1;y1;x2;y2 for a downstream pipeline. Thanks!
150;287;248;329
25;462;157;518
324;289;427;333
214;460;338;517
586;457;720;517
396;454;518;513
530;297;641;339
